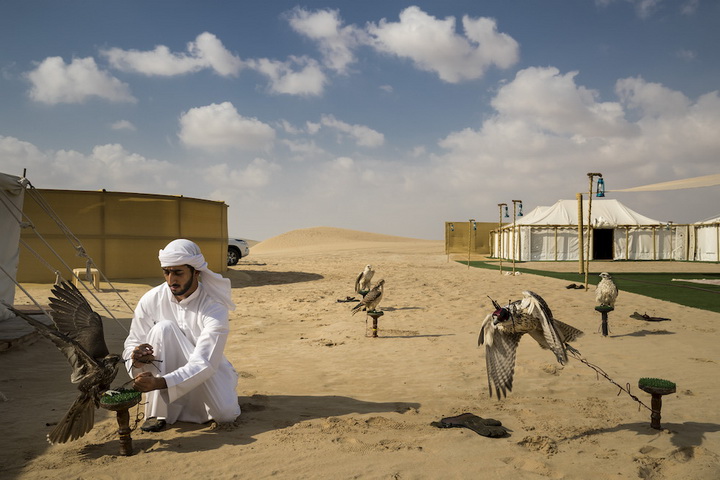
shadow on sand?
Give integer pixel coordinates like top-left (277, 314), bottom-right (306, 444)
top-left (225, 269), bottom-right (323, 288)
top-left (79, 394), bottom-right (420, 458)
top-left (564, 421), bottom-right (720, 449)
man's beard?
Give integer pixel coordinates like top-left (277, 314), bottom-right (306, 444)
top-left (169, 276), bottom-right (194, 297)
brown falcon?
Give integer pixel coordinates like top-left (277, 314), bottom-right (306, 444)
top-left (351, 279), bottom-right (384, 315)
top-left (595, 272), bottom-right (618, 308)
top-left (478, 290), bottom-right (583, 398)
top-left (6, 282), bottom-right (122, 444)
top-left (354, 264), bottom-right (375, 293)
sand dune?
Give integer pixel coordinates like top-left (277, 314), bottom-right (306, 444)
top-left (2, 227), bottom-right (719, 479)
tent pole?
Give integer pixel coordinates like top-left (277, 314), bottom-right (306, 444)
top-left (577, 193), bottom-right (584, 274)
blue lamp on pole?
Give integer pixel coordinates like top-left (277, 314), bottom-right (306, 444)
top-left (596, 177), bottom-right (605, 197)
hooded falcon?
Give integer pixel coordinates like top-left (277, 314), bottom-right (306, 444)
top-left (596, 272), bottom-right (619, 308)
top-left (355, 264), bottom-right (375, 294)
top-left (6, 282), bottom-right (122, 444)
top-left (351, 279), bottom-right (385, 315)
top-left (478, 291), bottom-right (583, 398)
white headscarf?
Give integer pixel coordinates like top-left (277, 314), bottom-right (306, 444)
top-left (158, 239), bottom-right (236, 311)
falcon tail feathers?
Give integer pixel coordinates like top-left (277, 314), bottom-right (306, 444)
top-left (554, 319), bottom-right (584, 343)
top-left (47, 394), bottom-right (95, 444)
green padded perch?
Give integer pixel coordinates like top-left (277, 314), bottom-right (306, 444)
top-left (638, 378), bottom-right (676, 430)
top-left (100, 388), bottom-right (142, 456)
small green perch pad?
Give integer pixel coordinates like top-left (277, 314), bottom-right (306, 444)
top-left (101, 388), bottom-right (142, 405)
top-left (638, 378), bottom-right (676, 390)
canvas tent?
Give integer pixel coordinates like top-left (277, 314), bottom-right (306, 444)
top-left (493, 199), bottom-right (685, 261)
top-left (692, 215), bottom-right (720, 262)
top-left (0, 173), bottom-right (25, 320)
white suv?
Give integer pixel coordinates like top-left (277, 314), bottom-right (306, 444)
top-left (227, 238), bottom-right (250, 265)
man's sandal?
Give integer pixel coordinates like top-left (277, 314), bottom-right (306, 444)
top-left (141, 417), bottom-right (167, 432)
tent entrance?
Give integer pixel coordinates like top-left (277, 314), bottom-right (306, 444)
top-left (593, 228), bottom-right (614, 260)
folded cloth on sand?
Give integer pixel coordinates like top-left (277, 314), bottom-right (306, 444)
top-left (336, 296), bottom-right (358, 303)
top-left (431, 413), bottom-right (509, 438)
top-left (630, 311), bottom-right (671, 322)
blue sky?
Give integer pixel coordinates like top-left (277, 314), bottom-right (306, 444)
top-left (1, 0), bottom-right (718, 240)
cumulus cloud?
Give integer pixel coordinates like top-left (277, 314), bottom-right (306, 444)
top-left (204, 158), bottom-right (280, 189)
top-left (491, 67), bottom-right (638, 138)
top-left (434, 66), bottom-right (720, 196)
top-left (247, 56), bottom-right (326, 96)
top-left (102, 32), bottom-right (243, 77)
top-left (366, 6), bottom-right (518, 83)
top-left (0, 136), bottom-right (179, 191)
top-left (281, 138), bottom-right (326, 161)
top-left (111, 120), bottom-right (136, 131)
top-left (26, 56), bottom-right (135, 104)
top-left (178, 102), bottom-right (276, 151)
top-left (286, 7), bottom-right (366, 74)
top-left (319, 114), bottom-right (384, 147)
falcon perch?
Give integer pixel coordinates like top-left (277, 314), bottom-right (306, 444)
top-left (5, 282), bottom-right (123, 444)
top-left (478, 290), bottom-right (583, 398)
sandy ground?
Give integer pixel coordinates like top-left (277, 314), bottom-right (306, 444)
top-left (2, 226), bottom-right (719, 479)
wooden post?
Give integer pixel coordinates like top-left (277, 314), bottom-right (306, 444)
top-left (116, 408), bottom-right (134, 456)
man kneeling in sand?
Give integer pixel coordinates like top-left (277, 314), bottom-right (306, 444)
top-left (123, 239), bottom-right (241, 432)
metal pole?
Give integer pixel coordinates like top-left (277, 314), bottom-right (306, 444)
top-left (498, 203), bottom-right (506, 274)
top-left (585, 173), bottom-right (602, 289)
top-left (511, 200), bottom-right (522, 274)
top-left (577, 193), bottom-right (584, 274)
top-left (467, 219), bottom-right (475, 269)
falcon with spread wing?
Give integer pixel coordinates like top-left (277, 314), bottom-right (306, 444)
top-left (355, 264), bottom-right (375, 294)
top-left (596, 272), bottom-right (618, 308)
top-left (6, 282), bottom-right (122, 444)
top-left (478, 291), bottom-right (583, 398)
top-left (351, 279), bottom-right (384, 315)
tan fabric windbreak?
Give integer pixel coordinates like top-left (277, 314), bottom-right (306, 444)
top-left (18, 189), bottom-right (228, 282)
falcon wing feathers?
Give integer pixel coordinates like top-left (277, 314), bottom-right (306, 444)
top-left (522, 291), bottom-right (567, 365)
top-left (48, 282), bottom-right (109, 360)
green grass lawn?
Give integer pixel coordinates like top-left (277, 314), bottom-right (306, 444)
top-left (463, 261), bottom-right (720, 314)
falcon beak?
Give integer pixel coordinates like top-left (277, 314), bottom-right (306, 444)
top-left (492, 307), bottom-right (509, 325)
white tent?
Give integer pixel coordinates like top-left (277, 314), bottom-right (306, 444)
top-left (493, 199), bottom-right (686, 261)
top-left (0, 173), bottom-right (25, 320)
top-left (692, 215), bottom-right (720, 262)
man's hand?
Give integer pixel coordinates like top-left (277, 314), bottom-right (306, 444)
top-left (133, 372), bottom-right (168, 392)
top-left (132, 343), bottom-right (155, 368)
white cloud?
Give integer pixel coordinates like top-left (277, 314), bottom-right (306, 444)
top-left (433, 66), bottom-right (720, 202)
top-left (366, 6), bottom-right (519, 83)
top-left (306, 121), bottom-right (321, 134)
top-left (675, 49), bottom-right (696, 61)
top-left (281, 138), bottom-right (326, 160)
top-left (178, 102), bottom-right (276, 151)
top-left (102, 32), bottom-right (243, 77)
top-left (681, 0), bottom-right (699, 15)
top-left (247, 56), bottom-right (327, 96)
top-left (286, 7), bottom-right (365, 74)
top-left (204, 158), bottom-right (280, 189)
top-left (616, 76), bottom-right (691, 117)
top-left (491, 67), bottom-right (637, 138)
top-left (111, 120), bottom-right (136, 131)
top-left (26, 56), bottom-right (136, 104)
top-left (320, 114), bottom-right (384, 147)
top-left (595, 0), bottom-right (662, 19)
top-left (0, 136), bottom-right (179, 192)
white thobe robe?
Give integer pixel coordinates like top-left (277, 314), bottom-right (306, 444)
top-left (123, 283), bottom-right (241, 424)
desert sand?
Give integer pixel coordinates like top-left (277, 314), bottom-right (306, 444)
top-left (2, 226), bottom-right (719, 479)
